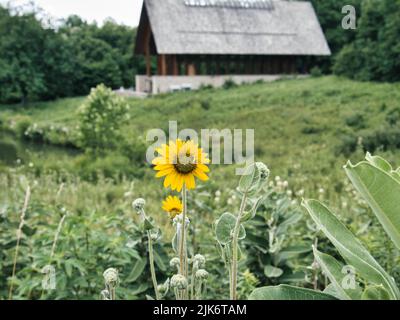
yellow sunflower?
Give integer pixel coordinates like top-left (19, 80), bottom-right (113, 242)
top-left (152, 139), bottom-right (210, 192)
top-left (162, 196), bottom-right (183, 219)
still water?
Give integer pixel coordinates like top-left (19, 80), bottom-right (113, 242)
top-left (0, 132), bottom-right (79, 167)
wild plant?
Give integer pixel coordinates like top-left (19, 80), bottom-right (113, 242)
top-left (250, 153), bottom-right (400, 300)
top-left (8, 185), bottom-right (31, 300)
top-left (214, 162), bottom-right (270, 299)
top-left (142, 139), bottom-right (275, 300)
top-left (101, 268), bottom-right (119, 300)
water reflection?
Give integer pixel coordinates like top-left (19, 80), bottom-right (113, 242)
top-left (0, 132), bottom-right (79, 167)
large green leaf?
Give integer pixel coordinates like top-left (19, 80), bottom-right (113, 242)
top-left (313, 247), bottom-right (361, 300)
top-left (126, 258), bottom-right (147, 283)
top-left (345, 157), bottom-right (400, 249)
top-left (302, 199), bottom-right (400, 299)
top-left (249, 285), bottom-right (336, 300)
top-left (215, 212), bottom-right (245, 245)
top-left (361, 285), bottom-right (391, 300)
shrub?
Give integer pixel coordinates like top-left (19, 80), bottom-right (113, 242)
top-left (362, 126), bottom-right (400, 152)
top-left (15, 116), bottom-right (33, 139)
top-left (78, 84), bottom-right (130, 155)
top-left (386, 108), bottom-right (400, 126)
top-left (310, 67), bottom-right (323, 78)
top-left (345, 113), bottom-right (365, 129)
top-left (222, 78), bottom-right (237, 90)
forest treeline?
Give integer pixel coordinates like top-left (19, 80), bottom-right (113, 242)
top-left (0, 4), bottom-right (147, 103)
top-left (0, 0), bottom-right (399, 104)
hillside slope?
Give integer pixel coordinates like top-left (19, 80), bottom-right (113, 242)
top-left (1, 76), bottom-right (400, 205)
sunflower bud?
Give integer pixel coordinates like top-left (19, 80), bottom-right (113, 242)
top-left (170, 274), bottom-right (188, 290)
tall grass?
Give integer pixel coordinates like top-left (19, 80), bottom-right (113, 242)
top-left (8, 185), bottom-right (31, 300)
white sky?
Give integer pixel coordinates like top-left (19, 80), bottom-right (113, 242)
top-left (1, 0), bottom-right (144, 26)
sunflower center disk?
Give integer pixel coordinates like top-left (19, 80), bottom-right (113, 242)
top-left (175, 162), bottom-right (197, 174)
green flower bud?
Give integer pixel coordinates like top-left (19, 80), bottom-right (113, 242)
top-left (195, 269), bottom-right (209, 280)
top-left (170, 257), bottom-right (180, 269)
top-left (103, 268), bottom-right (119, 287)
top-left (170, 274), bottom-right (188, 290)
top-left (255, 162), bottom-right (270, 181)
top-left (132, 198), bottom-right (146, 213)
top-left (193, 254), bottom-right (206, 268)
top-left (238, 162), bottom-right (270, 195)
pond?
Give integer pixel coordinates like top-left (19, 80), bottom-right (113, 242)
top-left (0, 132), bottom-right (80, 167)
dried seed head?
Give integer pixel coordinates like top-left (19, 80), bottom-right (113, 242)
top-left (132, 198), bottom-right (146, 213)
top-left (170, 274), bottom-right (188, 290)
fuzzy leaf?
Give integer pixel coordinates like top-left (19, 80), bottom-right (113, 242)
top-left (313, 247), bottom-right (361, 300)
top-left (361, 285), bottom-right (391, 300)
top-left (345, 157), bottom-right (400, 249)
top-left (302, 199), bottom-right (400, 300)
top-left (249, 285), bottom-right (336, 300)
top-left (215, 212), bottom-right (246, 245)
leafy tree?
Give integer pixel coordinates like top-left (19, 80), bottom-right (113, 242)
top-left (334, 0), bottom-right (400, 82)
top-left (0, 7), bottom-right (47, 103)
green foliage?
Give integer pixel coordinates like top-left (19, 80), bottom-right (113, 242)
top-left (0, 5), bottom-right (144, 104)
top-left (0, 172), bottom-right (170, 300)
top-left (333, 0), bottom-right (400, 82)
top-left (78, 84), bottom-right (130, 154)
top-left (243, 190), bottom-right (309, 287)
top-left (345, 153), bottom-right (400, 249)
top-left (249, 284), bottom-right (336, 300)
top-left (250, 154), bottom-right (400, 300)
top-left (222, 79), bottom-right (238, 90)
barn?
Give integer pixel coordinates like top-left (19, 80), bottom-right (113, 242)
top-left (135, 0), bottom-right (331, 94)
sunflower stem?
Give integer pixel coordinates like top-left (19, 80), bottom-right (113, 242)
top-left (230, 193), bottom-right (247, 300)
top-left (179, 184), bottom-right (188, 299)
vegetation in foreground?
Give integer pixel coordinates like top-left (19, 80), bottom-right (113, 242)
top-left (1, 76), bottom-right (400, 299)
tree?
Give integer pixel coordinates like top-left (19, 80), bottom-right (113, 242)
top-left (0, 6), bottom-right (46, 103)
top-left (334, 0), bottom-right (400, 82)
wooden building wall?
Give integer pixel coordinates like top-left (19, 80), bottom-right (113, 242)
top-left (155, 55), bottom-right (299, 76)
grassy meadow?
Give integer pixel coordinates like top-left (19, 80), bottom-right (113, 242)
top-left (1, 76), bottom-right (400, 299)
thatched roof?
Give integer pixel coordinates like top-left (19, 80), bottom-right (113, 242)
top-left (136, 0), bottom-right (331, 56)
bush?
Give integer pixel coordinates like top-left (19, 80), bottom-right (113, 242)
top-left (222, 78), bottom-right (237, 90)
top-left (386, 108), bottom-right (400, 126)
top-left (78, 84), bottom-right (130, 155)
top-left (15, 116), bottom-right (32, 139)
top-left (310, 67), bottom-right (323, 78)
top-left (362, 126), bottom-right (400, 152)
top-left (345, 113), bottom-right (365, 129)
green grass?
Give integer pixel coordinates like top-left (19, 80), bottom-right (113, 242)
top-left (2, 75), bottom-right (400, 299)
top-left (1, 75), bottom-right (400, 207)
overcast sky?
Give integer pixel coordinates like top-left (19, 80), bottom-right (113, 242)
top-left (1, 0), bottom-right (144, 26)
